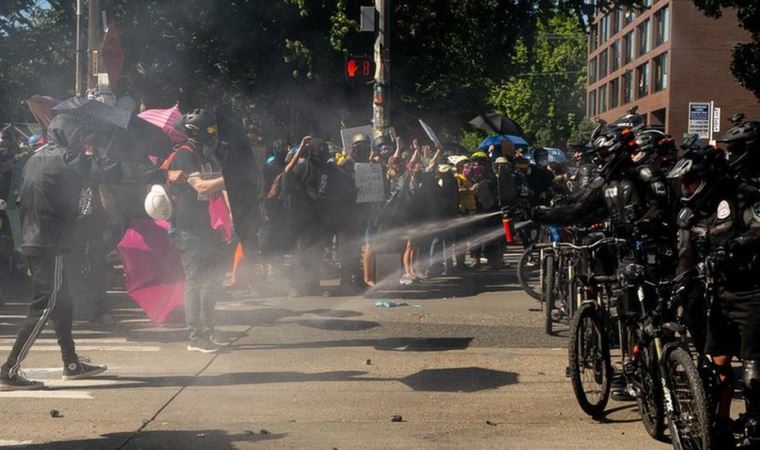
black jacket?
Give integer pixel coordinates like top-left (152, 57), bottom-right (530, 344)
top-left (20, 114), bottom-right (163, 256)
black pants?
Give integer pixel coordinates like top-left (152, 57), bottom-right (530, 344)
top-left (3, 255), bottom-right (77, 377)
top-left (170, 229), bottom-right (223, 341)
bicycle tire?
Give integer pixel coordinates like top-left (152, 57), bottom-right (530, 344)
top-left (568, 303), bottom-right (612, 417)
top-left (517, 245), bottom-right (541, 300)
top-left (636, 342), bottom-right (665, 440)
top-left (543, 254), bottom-right (556, 335)
top-left (665, 347), bottom-right (711, 450)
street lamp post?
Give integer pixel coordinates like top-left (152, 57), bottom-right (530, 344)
top-left (372, 0), bottom-right (390, 137)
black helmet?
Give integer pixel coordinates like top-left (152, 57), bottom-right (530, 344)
top-left (175, 109), bottom-right (216, 142)
top-left (667, 147), bottom-right (728, 205)
top-left (591, 126), bottom-right (637, 179)
top-left (609, 106), bottom-right (646, 132)
top-left (717, 117), bottom-right (760, 175)
top-left (633, 129), bottom-right (676, 164)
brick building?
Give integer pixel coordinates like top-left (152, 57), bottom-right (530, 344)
top-left (586, 0), bottom-right (760, 141)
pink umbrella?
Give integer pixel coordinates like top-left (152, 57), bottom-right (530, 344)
top-left (138, 103), bottom-right (187, 144)
top-left (117, 219), bottom-right (185, 324)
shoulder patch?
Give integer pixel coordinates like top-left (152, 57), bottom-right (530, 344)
top-left (717, 200), bottom-right (731, 220)
top-left (752, 202), bottom-right (760, 222)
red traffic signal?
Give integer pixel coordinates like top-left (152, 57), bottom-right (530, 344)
top-left (346, 56), bottom-right (374, 81)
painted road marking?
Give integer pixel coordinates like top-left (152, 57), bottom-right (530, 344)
top-left (0, 390), bottom-right (93, 399)
top-left (0, 345), bottom-right (161, 352)
top-left (0, 440), bottom-right (33, 447)
top-left (0, 338), bottom-right (130, 344)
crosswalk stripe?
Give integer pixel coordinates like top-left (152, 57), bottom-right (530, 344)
top-left (0, 391), bottom-right (93, 399)
top-left (0, 440), bottom-right (34, 447)
top-left (0, 338), bottom-right (129, 344)
top-left (0, 345), bottom-right (161, 352)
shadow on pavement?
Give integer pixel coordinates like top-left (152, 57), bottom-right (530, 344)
top-left (400, 367), bottom-right (518, 392)
top-left (59, 366), bottom-right (518, 393)
top-left (235, 336), bottom-right (474, 352)
top-left (18, 429), bottom-right (284, 449)
top-left (593, 403), bottom-right (640, 424)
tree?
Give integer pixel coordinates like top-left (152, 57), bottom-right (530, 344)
top-left (691, 1), bottom-right (760, 100)
top-left (489, 13), bottom-right (588, 148)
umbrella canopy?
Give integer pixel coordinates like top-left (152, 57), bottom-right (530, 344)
top-left (117, 219), bottom-right (185, 324)
top-left (215, 105), bottom-right (260, 250)
top-left (52, 96), bottom-right (132, 130)
top-left (25, 95), bottom-right (62, 128)
top-left (469, 113), bottom-right (525, 137)
top-left (478, 134), bottom-right (529, 150)
top-left (138, 104), bottom-right (187, 144)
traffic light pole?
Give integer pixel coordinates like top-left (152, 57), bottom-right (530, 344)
top-left (372, 0), bottom-right (390, 136)
top-left (75, 0), bottom-right (83, 96)
top-left (87, 0), bottom-right (101, 93)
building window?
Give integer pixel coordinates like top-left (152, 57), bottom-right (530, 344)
top-left (589, 58), bottom-right (597, 84)
top-left (623, 31), bottom-right (634, 65)
top-left (655, 6), bottom-right (670, 46)
top-left (623, 70), bottom-right (634, 104)
top-left (600, 15), bottom-right (609, 44)
top-left (636, 62), bottom-right (650, 98)
top-left (612, 9), bottom-right (622, 35)
top-left (589, 90), bottom-right (597, 117)
top-left (654, 52), bottom-right (668, 91)
top-left (637, 19), bottom-right (651, 56)
top-left (589, 23), bottom-right (598, 52)
top-left (610, 39), bottom-right (620, 72)
top-left (598, 85), bottom-right (608, 113)
top-left (624, 8), bottom-right (636, 26)
top-left (599, 49), bottom-right (608, 78)
top-left (610, 79), bottom-right (620, 109)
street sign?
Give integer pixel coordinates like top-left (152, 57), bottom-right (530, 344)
top-left (713, 107), bottom-right (721, 133)
top-left (101, 22), bottom-right (124, 90)
top-left (345, 56), bottom-right (374, 82)
top-left (688, 102), bottom-right (711, 139)
top-left (360, 6), bottom-right (375, 32)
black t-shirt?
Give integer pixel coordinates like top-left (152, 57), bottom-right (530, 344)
top-left (168, 149), bottom-right (212, 233)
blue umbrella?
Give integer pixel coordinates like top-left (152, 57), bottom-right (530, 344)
top-left (478, 134), bottom-right (529, 150)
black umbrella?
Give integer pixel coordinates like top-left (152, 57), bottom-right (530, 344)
top-left (52, 96), bottom-right (132, 130)
top-left (215, 105), bottom-right (260, 251)
top-left (469, 113), bottom-right (525, 137)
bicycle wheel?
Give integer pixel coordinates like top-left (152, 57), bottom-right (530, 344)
top-left (517, 245), bottom-right (542, 300)
top-left (636, 342), bottom-right (665, 440)
top-left (543, 254), bottom-right (556, 335)
top-left (665, 347), bottom-right (711, 450)
top-left (568, 303), bottom-right (612, 417)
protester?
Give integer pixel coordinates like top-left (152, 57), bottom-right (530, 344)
top-left (0, 114), bottom-right (168, 390)
top-left (167, 109), bottom-right (227, 353)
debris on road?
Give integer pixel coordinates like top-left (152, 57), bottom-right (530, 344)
top-left (391, 415), bottom-right (403, 422)
top-left (49, 409), bottom-right (62, 418)
top-left (196, 433), bottom-right (206, 438)
top-left (365, 359), bottom-right (372, 365)
top-left (486, 420), bottom-right (497, 426)
top-left (260, 429), bottom-right (271, 435)
top-left (374, 301), bottom-right (406, 308)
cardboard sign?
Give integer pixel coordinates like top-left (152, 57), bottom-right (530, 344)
top-left (354, 162), bottom-right (385, 203)
top-left (418, 119), bottom-right (441, 147)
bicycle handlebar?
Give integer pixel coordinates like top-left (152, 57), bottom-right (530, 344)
top-left (531, 237), bottom-right (628, 252)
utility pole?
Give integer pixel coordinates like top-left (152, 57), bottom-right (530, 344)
top-left (75, 0), bottom-right (83, 96)
top-left (87, 0), bottom-right (101, 93)
top-left (372, 0), bottom-right (390, 136)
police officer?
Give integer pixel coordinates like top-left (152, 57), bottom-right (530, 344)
top-left (669, 146), bottom-right (760, 445)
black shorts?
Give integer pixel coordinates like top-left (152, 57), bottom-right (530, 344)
top-left (705, 291), bottom-right (760, 360)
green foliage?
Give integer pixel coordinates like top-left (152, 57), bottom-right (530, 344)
top-left (489, 13), bottom-right (587, 148)
top-left (1, 0), bottom-right (635, 141)
top-left (459, 129), bottom-right (487, 154)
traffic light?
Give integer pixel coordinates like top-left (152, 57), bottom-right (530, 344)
top-left (345, 56), bottom-right (374, 82)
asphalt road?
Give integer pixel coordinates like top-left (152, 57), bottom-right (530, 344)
top-left (0, 269), bottom-right (671, 449)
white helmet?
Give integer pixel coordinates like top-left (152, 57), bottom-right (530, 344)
top-left (144, 185), bottom-right (173, 221)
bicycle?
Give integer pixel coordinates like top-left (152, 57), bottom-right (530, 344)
top-left (620, 266), bottom-right (711, 449)
top-left (566, 236), bottom-right (627, 417)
